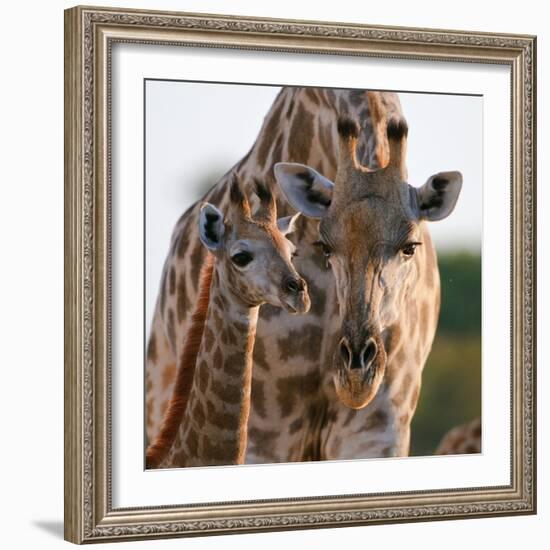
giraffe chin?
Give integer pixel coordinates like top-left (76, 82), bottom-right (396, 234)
top-left (280, 291), bottom-right (311, 315)
top-left (333, 350), bottom-right (387, 409)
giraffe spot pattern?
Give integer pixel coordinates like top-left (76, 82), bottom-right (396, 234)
top-left (305, 87), bottom-right (320, 106)
top-left (342, 407), bottom-right (357, 427)
top-left (147, 332), bottom-right (157, 363)
top-left (409, 384), bottom-right (421, 412)
top-left (285, 92), bottom-right (296, 119)
top-left (349, 89), bottom-right (366, 107)
top-left (205, 402), bottom-right (242, 433)
top-left (201, 435), bottom-right (231, 463)
top-left (176, 231), bottom-right (189, 260)
top-left (168, 266), bottom-right (176, 295)
top-left (259, 304), bottom-right (281, 322)
top-left (269, 132), bottom-right (285, 167)
top-left (161, 362), bottom-right (176, 391)
top-left (395, 346), bottom-right (407, 365)
top-left (288, 102), bottom-right (314, 163)
top-left (212, 307), bottom-right (224, 333)
top-left (248, 427), bottom-right (279, 452)
top-left (380, 446), bottom-right (393, 457)
top-left (252, 338), bottom-right (270, 371)
top-left (256, 94), bottom-right (286, 167)
top-left (223, 352), bottom-right (249, 377)
top-left (210, 378), bottom-right (242, 405)
top-left (328, 435), bottom-right (342, 456)
top-left (159, 268), bottom-right (168, 316)
top-left (318, 121), bottom-right (337, 173)
top-left (202, 326), bottom-right (215, 353)
top-left (197, 361), bottom-right (209, 393)
top-left (251, 378), bottom-right (267, 418)
top-left (391, 372), bottom-right (412, 409)
top-left (167, 309), bottom-right (176, 350)
top-left (192, 400), bottom-right (206, 429)
top-left (213, 346), bottom-right (223, 369)
top-left (363, 409), bottom-right (388, 432)
top-left (277, 324), bottom-right (323, 362)
top-left (146, 398), bottom-right (154, 429)
top-left (185, 426), bottom-right (200, 458)
top-left (213, 293), bottom-right (228, 311)
top-left (176, 273), bottom-right (189, 323)
top-left (221, 325), bottom-right (237, 347)
top-left (304, 277), bottom-right (327, 317)
top-left (288, 416), bottom-right (304, 434)
top-left (275, 370), bottom-right (319, 418)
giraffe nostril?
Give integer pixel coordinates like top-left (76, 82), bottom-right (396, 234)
top-left (339, 339), bottom-right (352, 367)
top-left (285, 278), bottom-right (303, 293)
top-left (362, 338), bottom-right (378, 368)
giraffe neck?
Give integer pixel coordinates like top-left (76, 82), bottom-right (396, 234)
top-left (165, 266), bottom-right (259, 467)
top-left (201, 89), bottom-right (400, 222)
top-left (237, 88), bottom-right (400, 187)
top-left (240, 88), bottom-right (340, 185)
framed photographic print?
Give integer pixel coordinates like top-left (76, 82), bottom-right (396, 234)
top-left (64, 5), bottom-right (537, 544)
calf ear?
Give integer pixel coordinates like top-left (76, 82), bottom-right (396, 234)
top-left (416, 171), bottom-right (462, 221)
top-left (277, 212), bottom-right (300, 236)
top-left (199, 203), bottom-right (225, 250)
top-left (274, 162), bottom-right (334, 219)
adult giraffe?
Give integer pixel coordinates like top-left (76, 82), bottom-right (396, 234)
top-left (275, 117), bottom-right (462, 457)
top-left (146, 87), bottom-right (460, 463)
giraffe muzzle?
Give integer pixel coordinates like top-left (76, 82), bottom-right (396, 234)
top-left (280, 276), bottom-right (310, 314)
top-left (334, 334), bottom-right (387, 409)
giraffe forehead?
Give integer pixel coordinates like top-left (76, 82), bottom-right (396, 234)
top-left (323, 196), bottom-right (415, 253)
top-left (229, 219), bottom-right (288, 253)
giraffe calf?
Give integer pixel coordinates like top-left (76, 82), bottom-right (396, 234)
top-left (146, 176), bottom-right (310, 468)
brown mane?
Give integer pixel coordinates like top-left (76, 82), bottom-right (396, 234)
top-left (145, 253), bottom-right (214, 468)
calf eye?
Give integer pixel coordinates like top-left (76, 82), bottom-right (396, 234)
top-left (231, 251), bottom-right (253, 267)
top-left (401, 242), bottom-right (421, 257)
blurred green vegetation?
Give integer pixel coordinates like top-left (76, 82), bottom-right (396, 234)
top-left (410, 251), bottom-right (482, 456)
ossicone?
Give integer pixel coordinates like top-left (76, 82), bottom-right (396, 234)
top-left (386, 117), bottom-right (408, 141)
top-left (337, 117), bottom-right (360, 140)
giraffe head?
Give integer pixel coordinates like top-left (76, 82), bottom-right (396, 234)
top-left (275, 117), bottom-right (462, 409)
top-left (199, 176), bottom-right (310, 314)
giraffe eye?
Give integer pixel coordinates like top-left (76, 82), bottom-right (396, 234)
top-left (314, 240), bottom-right (332, 269)
top-left (314, 240), bottom-right (332, 258)
top-left (231, 251), bottom-right (253, 267)
top-left (401, 242), bottom-right (421, 257)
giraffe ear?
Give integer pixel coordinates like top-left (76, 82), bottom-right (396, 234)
top-left (199, 203), bottom-right (225, 250)
top-left (277, 213), bottom-right (300, 236)
top-left (274, 162), bottom-right (334, 219)
top-left (416, 171), bottom-right (462, 222)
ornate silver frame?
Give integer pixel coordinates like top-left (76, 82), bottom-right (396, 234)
top-left (64, 5), bottom-right (537, 544)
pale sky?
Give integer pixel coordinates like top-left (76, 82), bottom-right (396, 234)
top-left (145, 81), bottom-right (482, 330)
